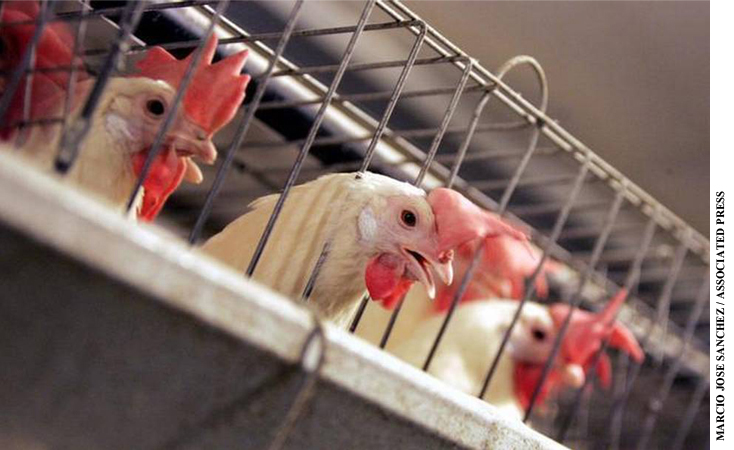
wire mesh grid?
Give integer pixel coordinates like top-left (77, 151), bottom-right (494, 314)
top-left (0, 1), bottom-right (710, 449)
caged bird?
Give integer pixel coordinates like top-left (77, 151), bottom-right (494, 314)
top-left (201, 172), bottom-right (528, 327)
top-left (1, 3), bottom-right (250, 220)
top-left (391, 290), bottom-right (644, 421)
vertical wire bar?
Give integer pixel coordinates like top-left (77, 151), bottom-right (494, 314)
top-left (124, 0), bottom-right (230, 214)
top-left (16, 0), bottom-right (48, 146)
top-left (608, 233), bottom-right (689, 449)
top-left (523, 188), bottom-right (628, 423)
top-left (634, 274), bottom-right (709, 450)
top-left (54, 0), bottom-right (147, 172)
top-left (188, 0), bottom-right (305, 244)
top-left (670, 377), bottom-right (709, 450)
top-left (556, 215), bottom-right (658, 443)
top-left (422, 56), bottom-right (548, 370)
top-left (0, 0), bottom-right (53, 125)
top-left (445, 90), bottom-right (491, 187)
top-left (246, 0), bottom-right (376, 277)
top-left (478, 156), bottom-right (591, 399)
top-left (412, 58), bottom-right (472, 187)
top-left (60, 0), bottom-right (89, 138)
top-left (301, 20), bottom-right (426, 303)
top-left (357, 21), bottom-right (426, 173)
top-left (377, 59), bottom-right (473, 348)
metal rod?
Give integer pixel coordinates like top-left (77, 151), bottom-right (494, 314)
top-left (446, 91), bottom-right (492, 187)
top-left (556, 215), bottom-right (657, 443)
top-left (358, 22), bottom-right (426, 173)
top-left (82, 19), bottom-right (423, 57)
top-left (246, 0), bottom-right (376, 277)
top-left (124, 0), bottom-right (230, 215)
top-left (54, 0), bottom-right (147, 173)
top-left (634, 274), bottom-right (709, 450)
top-left (479, 157), bottom-right (591, 399)
top-left (523, 188), bottom-right (627, 423)
top-left (376, 58), bottom-right (473, 347)
top-left (422, 56), bottom-right (549, 372)
top-left (257, 84), bottom-right (486, 111)
top-left (265, 320), bottom-right (326, 450)
top-left (298, 21), bottom-right (426, 306)
top-left (60, 0), bottom-right (90, 140)
top-left (348, 293), bottom-right (371, 333)
top-left (188, 0), bottom-right (304, 244)
top-left (670, 377), bottom-right (709, 450)
top-left (0, 0), bottom-right (53, 126)
top-left (264, 55), bottom-right (466, 79)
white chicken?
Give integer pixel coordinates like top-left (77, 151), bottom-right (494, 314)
top-left (10, 77), bottom-right (216, 217)
top-left (202, 173), bottom-right (526, 327)
top-left (391, 291), bottom-right (644, 421)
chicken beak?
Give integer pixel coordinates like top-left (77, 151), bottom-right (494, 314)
top-left (400, 247), bottom-right (454, 300)
top-left (168, 116), bottom-right (218, 166)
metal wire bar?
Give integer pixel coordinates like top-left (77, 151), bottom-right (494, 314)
top-left (60, 0), bottom-right (90, 140)
top-left (556, 216), bottom-right (657, 443)
top-left (16, 0), bottom-right (49, 146)
top-left (511, 199), bottom-right (613, 217)
top-left (81, 19), bottom-right (423, 58)
top-left (560, 222), bottom-right (643, 241)
top-left (634, 274), bottom-right (709, 450)
top-left (479, 157), bottom-right (591, 399)
top-left (670, 377), bottom-right (709, 450)
top-left (608, 234), bottom-right (688, 449)
top-left (523, 188), bottom-right (627, 423)
top-left (257, 84), bottom-right (486, 111)
top-left (0, 1), bottom-right (219, 29)
top-left (434, 146), bottom-right (559, 164)
top-left (377, 58), bottom-right (472, 347)
top-left (124, 0), bottom-right (230, 215)
top-left (188, 0), bottom-right (305, 244)
top-left (54, 0), bottom-right (147, 172)
top-left (264, 55), bottom-right (466, 79)
top-left (238, 120), bottom-right (530, 151)
top-left (0, 0), bottom-right (53, 126)
top-left (422, 56), bottom-right (548, 371)
top-left (265, 320), bottom-right (326, 450)
top-left (246, 0), bottom-right (376, 277)
top-left (380, 0), bottom-right (709, 262)
top-left (358, 21), bottom-right (426, 172)
top-left (298, 21), bottom-right (426, 304)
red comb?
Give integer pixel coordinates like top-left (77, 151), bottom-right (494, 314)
top-left (550, 289), bottom-right (645, 375)
top-left (134, 35), bottom-right (250, 136)
top-left (427, 188), bottom-right (528, 254)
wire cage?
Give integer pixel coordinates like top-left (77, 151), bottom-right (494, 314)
top-left (0, 1), bottom-right (710, 449)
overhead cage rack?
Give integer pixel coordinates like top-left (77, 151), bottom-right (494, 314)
top-left (0, 1), bottom-right (709, 450)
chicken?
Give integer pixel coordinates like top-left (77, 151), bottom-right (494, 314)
top-left (202, 173), bottom-right (527, 327)
top-left (1, 3), bottom-right (250, 220)
top-left (14, 76), bottom-right (217, 216)
top-left (392, 291), bottom-right (644, 421)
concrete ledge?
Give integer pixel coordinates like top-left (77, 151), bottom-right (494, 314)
top-left (0, 152), bottom-right (565, 450)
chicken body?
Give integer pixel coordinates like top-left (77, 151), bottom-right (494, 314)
top-left (203, 172), bottom-right (456, 327)
top-left (392, 299), bottom-right (553, 420)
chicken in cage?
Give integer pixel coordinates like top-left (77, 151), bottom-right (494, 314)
top-left (0, 1), bottom-right (710, 449)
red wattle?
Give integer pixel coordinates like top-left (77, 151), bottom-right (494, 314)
top-left (513, 362), bottom-right (561, 411)
top-left (131, 148), bottom-right (186, 222)
top-left (364, 254), bottom-right (414, 310)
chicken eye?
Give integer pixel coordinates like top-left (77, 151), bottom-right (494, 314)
top-left (145, 99), bottom-right (166, 117)
top-left (531, 328), bottom-right (547, 341)
top-left (401, 210), bottom-right (417, 227)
